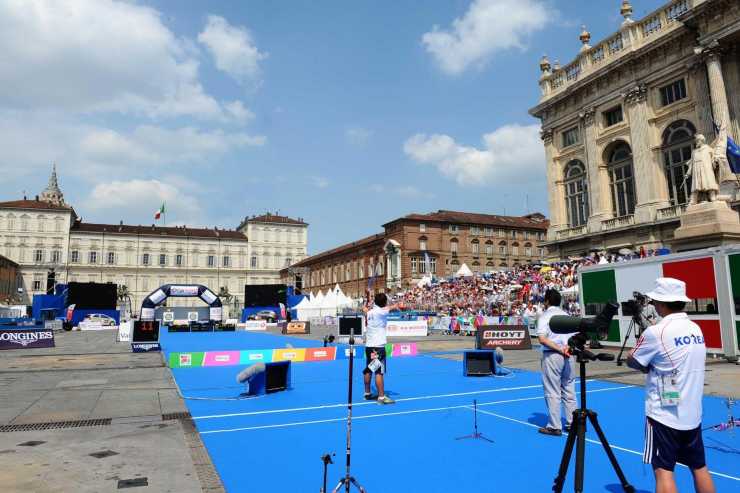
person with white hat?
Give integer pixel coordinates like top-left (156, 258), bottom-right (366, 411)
top-left (627, 277), bottom-right (715, 493)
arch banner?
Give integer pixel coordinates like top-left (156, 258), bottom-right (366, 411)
top-left (140, 284), bottom-right (222, 322)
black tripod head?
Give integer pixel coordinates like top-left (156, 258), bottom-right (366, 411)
top-left (321, 453), bottom-right (335, 465)
top-left (567, 333), bottom-right (615, 363)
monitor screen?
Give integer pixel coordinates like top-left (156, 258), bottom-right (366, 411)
top-left (67, 282), bottom-right (117, 309)
top-left (244, 284), bottom-right (287, 307)
top-left (338, 316), bottom-right (363, 336)
top-left (133, 320), bottom-right (160, 342)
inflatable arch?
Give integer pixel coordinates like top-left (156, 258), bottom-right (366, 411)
top-left (140, 284), bottom-right (222, 322)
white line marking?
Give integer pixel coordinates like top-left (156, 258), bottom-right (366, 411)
top-left (471, 407), bottom-right (740, 482)
top-left (198, 386), bottom-right (632, 434)
top-left (193, 383), bottom-right (550, 420)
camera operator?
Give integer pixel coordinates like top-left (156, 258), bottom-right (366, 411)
top-left (627, 278), bottom-right (715, 493)
top-left (636, 292), bottom-right (660, 336)
top-left (536, 289), bottom-right (577, 436)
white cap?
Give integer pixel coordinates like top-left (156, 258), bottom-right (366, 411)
top-left (645, 277), bottom-right (691, 303)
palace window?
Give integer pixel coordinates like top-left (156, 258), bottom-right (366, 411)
top-left (71, 250), bottom-right (79, 263)
top-left (485, 241), bottom-right (493, 256)
top-left (51, 250), bottom-right (61, 264)
top-left (448, 224), bottom-right (459, 233)
top-left (107, 252), bottom-right (115, 265)
top-left (33, 280), bottom-right (42, 291)
top-left (660, 79), bottom-right (687, 107)
top-left (419, 236), bottom-right (427, 251)
top-left (450, 238), bottom-right (458, 254)
top-left (525, 243), bottom-right (533, 257)
top-left (176, 254), bottom-right (183, 266)
top-left (471, 239), bottom-right (479, 255)
top-left (250, 256), bottom-right (257, 268)
top-left (499, 241), bottom-right (507, 255)
top-left (419, 223), bottom-right (426, 233)
top-left (603, 106), bottom-right (623, 127)
top-left (142, 253), bottom-right (150, 266)
top-left (607, 142), bottom-right (636, 217)
top-left (223, 256), bottom-right (230, 267)
top-left (512, 243), bottom-right (519, 256)
top-left (662, 120), bottom-right (696, 206)
top-left (207, 255), bottom-right (215, 267)
top-left (159, 254), bottom-right (166, 266)
top-left (34, 249), bottom-right (43, 263)
top-left (562, 126), bottom-right (580, 148)
top-left (89, 251), bottom-right (97, 264)
top-left (564, 160), bottom-right (589, 227)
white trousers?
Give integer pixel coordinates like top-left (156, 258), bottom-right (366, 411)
top-left (541, 351), bottom-right (576, 430)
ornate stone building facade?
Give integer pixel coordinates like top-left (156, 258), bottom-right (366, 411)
top-left (0, 169), bottom-right (309, 311)
top-left (282, 210), bottom-right (549, 298)
top-left (237, 213), bottom-right (308, 286)
top-left (529, 0), bottom-right (740, 258)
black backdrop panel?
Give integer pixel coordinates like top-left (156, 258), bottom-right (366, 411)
top-left (244, 284), bottom-right (287, 308)
top-left (67, 282), bottom-right (117, 309)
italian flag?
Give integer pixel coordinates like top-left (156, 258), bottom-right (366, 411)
top-left (154, 202), bottom-right (165, 220)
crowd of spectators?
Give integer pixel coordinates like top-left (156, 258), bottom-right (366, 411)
top-left (392, 249), bottom-right (663, 323)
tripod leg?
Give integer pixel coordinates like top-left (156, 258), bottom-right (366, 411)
top-left (553, 414), bottom-right (579, 493)
top-left (331, 478), bottom-right (345, 493)
top-left (349, 476), bottom-right (367, 493)
top-left (574, 411), bottom-right (587, 493)
top-left (588, 412), bottom-right (635, 493)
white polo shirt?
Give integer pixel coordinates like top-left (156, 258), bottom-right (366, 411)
top-left (536, 306), bottom-right (576, 351)
top-left (365, 305), bottom-right (390, 347)
top-left (630, 312), bottom-right (706, 430)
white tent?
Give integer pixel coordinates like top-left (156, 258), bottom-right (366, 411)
top-left (293, 297), bottom-right (314, 321)
top-left (454, 263), bottom-right (474, 278)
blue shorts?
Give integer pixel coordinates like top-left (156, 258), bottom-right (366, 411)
top-left (643, 417), bottom-right (706, 471)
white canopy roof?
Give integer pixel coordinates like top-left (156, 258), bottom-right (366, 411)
top-left (455, 263), bottom-right (474, 278)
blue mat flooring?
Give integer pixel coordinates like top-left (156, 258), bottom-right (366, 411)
top-left (162, 332), bottom-right (740, 492)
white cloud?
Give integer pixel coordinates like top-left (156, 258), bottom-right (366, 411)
top-left (0, 111), bottom-right (265, 180)
top-left (198, 15), bottom-right (267, 85)
top-left (345, 127), bottom-right (373, 146)
top-left (421, 0), bottom-right (551, 75)
top-left (311, 176), bottom-right (330, 189)
top-left (0, 0), bottom-right (247, 122)
top-left (403, 124), bottom-right (544, 186)
top-left (83, 179), bottom-right (202, 224)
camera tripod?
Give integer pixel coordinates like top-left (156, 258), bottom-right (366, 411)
top-left (616, 315), bottom-right (645, 367)
top-left (331, 336), bottom-right (367, 493)
top-left (553, 347), bottom-right (635, 493)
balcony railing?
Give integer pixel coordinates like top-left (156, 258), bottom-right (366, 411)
top-left (556, 225), bottom-right (588, 240)
top-left (602, 215), bottom-right (635, 231)
top-left (538, 0), bottom-right (695, 102)
top-left (656, 204), bottom-right (687, 220)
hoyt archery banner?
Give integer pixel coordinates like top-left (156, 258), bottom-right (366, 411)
top-left (476, 325), bottom-right (532, 350)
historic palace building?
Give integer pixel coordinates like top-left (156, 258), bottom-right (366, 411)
top-left (282, 210), bottom-right (549, 298)
top-left (0, 167), bottom-right (307, 310)
top-left (529, 0), bottom-right (740, 258)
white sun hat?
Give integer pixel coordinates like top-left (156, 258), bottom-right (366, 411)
top-left (645, 277), bottom-right (692, 303)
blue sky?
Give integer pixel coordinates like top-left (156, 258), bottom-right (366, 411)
top-left (0, 0), bottom-right (666, 253)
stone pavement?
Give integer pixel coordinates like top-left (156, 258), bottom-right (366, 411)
top-left (0, 330), bottom-right (223, 493)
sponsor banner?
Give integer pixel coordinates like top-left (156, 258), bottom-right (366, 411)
top-left (209, 307), bottom-right (223, 322)
top-left (148, 289), bottom-right (167, 305)
top-left (140, 307), bottom-right (155, 321)
top-left (204, 351), bottom-right (241, 366)
top-left (272, 348), bottom-right (306, 362)
top-left (131, 342), bottom-right (161, 353)
top-left (336, 346), bottom-right (359, 359)
top-left (169, 285), bottom-right (200, 297)
top-left (169, 352), bottom-right (206, 368)
top-left (44, 320), bottom-right (63, 331)
top-left (200, 289), bottom-right (217, 305)
top-left (305, 347), bottom-right (336, 361)
top-left (283, 321), bottom-right (310, 334)
top-left (79, 322), bottom-right (118, 331)
top-left (118, 322), bottom-right (132, 342)
top-left (386, 320), bottom-right (428, 337)
top-left (240, 349), bottom-right (273, 364)
top-left (391, 342), bottom-right (418, 357)
top-left (242, 320), bottom-right (267, 331)
top-left (476, 325), bottom-right (532, 350)
top-left (0, 328), bottom-right (55, 350)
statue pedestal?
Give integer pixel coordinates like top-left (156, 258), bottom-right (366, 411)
top-left (672, 201), bottom-right (740, 251)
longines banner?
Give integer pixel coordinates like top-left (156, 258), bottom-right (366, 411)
top-left (476, 325), bottom-right (532, 350)
top-left (0, 328), bottom-right (55, 350)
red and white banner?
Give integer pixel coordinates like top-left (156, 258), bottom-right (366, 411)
top-left (386, 320), bottom-right (427, 337)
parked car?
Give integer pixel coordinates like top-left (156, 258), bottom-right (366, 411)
top-left (83, 313), bottom-right (116, 326)
top-left (252, 310), bottom-right (278, 323)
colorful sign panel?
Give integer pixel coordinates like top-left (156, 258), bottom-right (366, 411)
top-left (386, 320), bottom-right (428, 337)
top-left (476, 325), bottom-right (532, 350)
top-left (283, 321), bottom-right (310, 334)
top-left (168, 342), bottom-right (418, 368)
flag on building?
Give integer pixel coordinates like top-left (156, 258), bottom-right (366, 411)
top-left (728, 135), bottom-right (740, 174)
top-left (154, 203), bottom-right (165, 220)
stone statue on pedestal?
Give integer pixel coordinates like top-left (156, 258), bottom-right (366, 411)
top-left (685, 125), bottom-right (733, 204)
